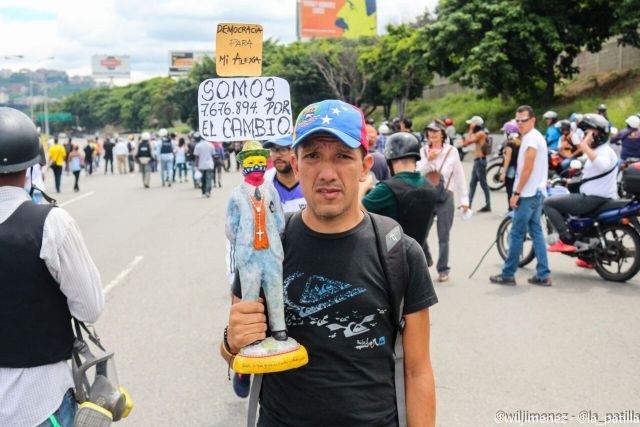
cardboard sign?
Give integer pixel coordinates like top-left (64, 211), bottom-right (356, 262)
top-left (198, 77), bottom-right (293, 142)
top-left (216, 23), bottom-right (263, 77)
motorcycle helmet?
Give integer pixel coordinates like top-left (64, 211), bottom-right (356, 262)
top-left (378, 124), bottom-right (391, 135)
top-left (158, 128), bottom-right (168, 137)
top-left (0, 107), bottom-right (42, 174)
top-left (625, 115), bottom-right (640, 129)
top-left (597, 104), bottom-right (607, 113)
top-left (383, 132), bottom-right (421, 162)
top-left (542, 111), bottom-right (558, 120)
top-left (501, 120), bottom-right (518, 134)
top-left (140, 132), bottom-right (151, 141)
top-left (557, 120), bottom-right (571, 133)
top-left (578, 113), bottom-right (610, 146)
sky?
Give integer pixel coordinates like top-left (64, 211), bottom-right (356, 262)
top-left (0, 0), bottom-right (438, 82)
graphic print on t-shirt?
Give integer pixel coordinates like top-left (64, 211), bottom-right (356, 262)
top-left (283, 271), bottom-right (388, 351)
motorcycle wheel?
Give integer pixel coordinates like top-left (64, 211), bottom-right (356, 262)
top-left (593, 224), bottom-right (640, 282)
top-left (487, 161), bottom-right (505, 191)
top-left (496, 216), bottom-right (536, 267)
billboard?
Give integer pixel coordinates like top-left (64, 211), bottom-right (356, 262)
top-left (169, 51), bottom-right (215, 76)
top-left (92, 55), bottom-right (131, 78)
top-left (297, 0), bottom-right (377, 40)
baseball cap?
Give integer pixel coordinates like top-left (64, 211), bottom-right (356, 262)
top-left (465, 116), bottom-right (484, 126)
top-left (292, 100), bottom-right (368, 152)
top-left (263, 135), bottom-right (293, 149)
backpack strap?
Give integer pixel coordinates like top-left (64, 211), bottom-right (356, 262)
top-left (247, 211), bottom-right (297, 427)
top-left (368, 212), bottom-right (409, 427)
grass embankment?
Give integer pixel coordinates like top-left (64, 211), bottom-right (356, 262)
top-left (405, 69), bottom-right (640, 132)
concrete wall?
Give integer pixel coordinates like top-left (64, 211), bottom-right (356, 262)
top-left (422, 37), bottom-right (640, 100)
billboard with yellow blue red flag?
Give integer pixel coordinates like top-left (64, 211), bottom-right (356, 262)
top-left (297, 0), bottom-right (377, 40)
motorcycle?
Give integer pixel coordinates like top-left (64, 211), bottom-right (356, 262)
top-left (486, 140), bottom-right (507, 191)
top-left (496, 171), bottom-right (640, 282)
top-left (617, 157), bottom-right (640, 198)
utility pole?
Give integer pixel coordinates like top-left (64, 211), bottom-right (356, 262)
top-left (43, 73), bottom-right (50, 137)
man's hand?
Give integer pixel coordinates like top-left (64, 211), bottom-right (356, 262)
top-left (510, 194), bottom-right (520, 209)
top-left (499, 173), bottom-right (506, 183)
top-left (227, 298), bottom-right (267, 354)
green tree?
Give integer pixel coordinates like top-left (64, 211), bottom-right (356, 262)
top-left (425, 0), bottom-right (637, 103)
top-left (360, 25), bottom-right (433, 119)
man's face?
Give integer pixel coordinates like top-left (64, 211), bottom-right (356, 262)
top-left (270, 146), bottom-right (293, 174)
top-left (545, 118), bottom-right (553, 126)
top-left (516, 111), bottom-right (535, 134)
top-left (292, 135), bottom-right (373, 220)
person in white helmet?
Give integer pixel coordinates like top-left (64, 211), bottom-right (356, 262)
top-left (157, 128), bottom-right (176, 187)
top-left (542, 111), bottom-right (561, 150)
top-left (612, 114), bottom-right (640, 161)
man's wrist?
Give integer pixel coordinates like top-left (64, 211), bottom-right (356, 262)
top-left (513, 191), bottom-right (520, 196)
top-left (223, 326), bottom-right (238, 355)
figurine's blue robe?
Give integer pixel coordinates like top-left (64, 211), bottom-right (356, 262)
top-left (226, 181), bottom-right (286, 332)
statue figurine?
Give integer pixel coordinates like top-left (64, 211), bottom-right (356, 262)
top-left (225, 140), bottom-right (308, 374)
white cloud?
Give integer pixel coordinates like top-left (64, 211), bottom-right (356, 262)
top-left (0, 0), bottom-right (438, 82)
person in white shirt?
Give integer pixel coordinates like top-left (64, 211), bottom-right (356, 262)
top-left (417, 121), bottom-right (469, 282)
top-left (544, 114), bottom-right (619, 253)
top-left (0, 107), bottom-right (104, 427)
top-left (114, 139), bottom-right (129, 174)
top-left (194, 138), bottom-right (215, 198)
top-left (491, 105), bottom-right (552, 286)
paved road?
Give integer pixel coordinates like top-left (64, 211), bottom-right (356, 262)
top-left (48, 157), bottom-right (640, 427)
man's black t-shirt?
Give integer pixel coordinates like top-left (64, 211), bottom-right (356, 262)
top-left (232, 213), bottom-right (437, 427)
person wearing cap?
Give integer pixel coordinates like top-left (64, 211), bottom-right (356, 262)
top-left (417, 120), bottom-right (470, 282)
top-left (263, 136), bottom-right (307, 213)
top-left (464, 115), bottom-right (492, 212)
top-left (612, 114), bottom-right (640, 161)
top-left (365, 124), bottom-right (390, 181)
top-left (48, 138), bottom-right (66, 193)
top-left (499, 120), bottom-right (521, 210)
top-left (360, 129), bottom-right (438, 259)
top-left (491, 105), bottom-right (551, 286)
top-left (0, 107), bottom-right (104, 427)
top-left (224, 100), bottom-right (437, 426)
top-left (135, 132), bottom-right (155, 188)
top-left (194, 134), bottom-right (215, 197)
top-left (377, 123), bottom-right (392, 153)
top-left (157, 129), bottom-right (176, 187)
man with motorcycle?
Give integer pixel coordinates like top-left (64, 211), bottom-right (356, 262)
top-left (544, 114), bottom-right (619, 254)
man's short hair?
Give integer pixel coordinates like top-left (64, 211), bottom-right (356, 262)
top-left (516, 105), bottom-right (535, 118)
top-left (402, 118), bottom-right (413, 129)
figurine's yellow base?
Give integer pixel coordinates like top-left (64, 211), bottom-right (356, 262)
top-left (233, 345), bottom-right (309, 374)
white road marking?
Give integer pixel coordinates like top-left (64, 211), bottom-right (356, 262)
top-left (104, 256), bottom-right (144, 295)
top-left (59, 191), bottom-right (95, 207)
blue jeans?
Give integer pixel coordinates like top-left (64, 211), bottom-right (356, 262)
top-left (160, 158), bottom-right (174, 184)
top-left (469, 158), bottom-right (491, 208)
top-left (201, 169), bottom-right (213, 194)
top-left (36, 389), bottom-right (76, 427)
top-left (502, 192), bottom-right (550, 279)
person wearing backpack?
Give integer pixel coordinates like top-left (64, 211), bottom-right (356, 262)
top-left (360, 131), bottom-right (437, 262)
top-left (0, 107), bottom-right (104, 427)
top-left (464, 115), bottom-right (492, 212)
top-left (418, 121), bottom-right (470, 282)
top-left (222, 100), bottom-right (437, 427)
top-left (135, 132), bottom-right (155, 188)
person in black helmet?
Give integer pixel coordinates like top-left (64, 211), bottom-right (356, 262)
top-left (360, 131), bottom-right (438, 258)
top-left (0, 107), bottom-right (104, 427)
